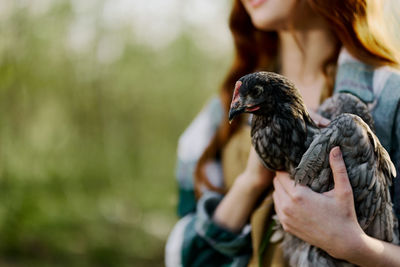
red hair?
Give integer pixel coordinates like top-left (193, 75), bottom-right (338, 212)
top-left (194, 0), bottom-right (400, 197)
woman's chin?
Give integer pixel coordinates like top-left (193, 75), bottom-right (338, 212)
top-left (251, 16), bottom-right (287, 31)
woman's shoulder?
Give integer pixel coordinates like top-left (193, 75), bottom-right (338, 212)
top-left (373, 65), bottom-right (400, 113)
top-left (334, 49), bottom-right (400, 151)
top-left (335, 48), bottom-right (400, 102)
top-left (176, 96), bottom-right (225, 216)
top-left (380, 66), bottom-right (400, 93)
top-left (370, 66), bottom-right (400, 154)
top-left (178, 96), bottom-right (224, 163)
top-left (334, 49), bottom-right (400, 109)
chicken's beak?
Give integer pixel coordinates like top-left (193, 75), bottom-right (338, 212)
top-left (228, 102), bottom-right (245, 124)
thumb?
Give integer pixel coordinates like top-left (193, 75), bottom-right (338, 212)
top-left (329, 147), bottom-right (353, 198)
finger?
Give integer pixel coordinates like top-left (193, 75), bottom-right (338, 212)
top-left (322, 189), bottom-right (335, 197)
top-left (329, 147), bottom-right (353, 197)
top-left (276, 172), bottom-right (312, 202)
top-left (246, 146), bottom-right (268, 173)
top-left (309, 110), bottom-right (330, 127)
top-left (273, 180), bottom-right (293, 217)
top-left (273, 177), bottom-right (291, 203)
top-left (275, 172), bottom-right (296, 196)
top-left (272, 189), bottom-right (286, 224)
top-left (246, 146), bottom-right (262, 167)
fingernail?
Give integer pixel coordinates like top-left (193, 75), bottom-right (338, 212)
top-left (332, 147), bottom-right (341, 158)
top-left (320, 117), bottom-right (330, 126)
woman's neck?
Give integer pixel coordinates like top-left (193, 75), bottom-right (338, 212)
top-left (278, 28), bottom-right (338, 110)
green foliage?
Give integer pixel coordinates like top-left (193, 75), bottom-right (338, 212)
top-left (0, 2), bottom-right (231, 266)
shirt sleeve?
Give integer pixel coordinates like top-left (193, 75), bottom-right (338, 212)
top-left (175, 97), bottom-right (224, 217)
top-left (379, 72), bottom-right (400, 223)
top-left (165, 192), bottom-right (252, 267)
top-left (166, 97), bottom-right (253, 267)
top-left (390, 98), bottom-right (400, 221)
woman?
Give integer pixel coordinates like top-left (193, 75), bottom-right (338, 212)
top-left (166, 0), bottom-right (400, 266)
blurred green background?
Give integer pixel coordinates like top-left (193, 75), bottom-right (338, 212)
top-left (0, 0), bottom-right (231, 266)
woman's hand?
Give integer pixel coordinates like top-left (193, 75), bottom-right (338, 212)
top-left (272, 147), bottom-right (364, 259)
top-left (308, 109), bottom-right (330, 127)
top-left (244, 146), bottom-right (274, 190)
top-left (273, 146), bottom-right (400, 266)
top-left (213, 147), bottom-right (273, 232)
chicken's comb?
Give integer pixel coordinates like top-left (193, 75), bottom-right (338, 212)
top-left (232, 81), bottom-right (242, 102)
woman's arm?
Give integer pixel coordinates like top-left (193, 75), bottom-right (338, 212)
top-left (168, 97), bottom-right (269, 266)
top-left (167, 146), bottom-right (273, 267)
top-left (273, 147), bottom-right (400, 267)
top-left (213, 147), bottom-right (274, 232)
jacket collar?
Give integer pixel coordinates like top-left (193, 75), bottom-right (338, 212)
top-left (334, 48), bottom-right (375, 103)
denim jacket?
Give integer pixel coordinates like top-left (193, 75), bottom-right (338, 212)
top-left (335, 49), bottom-right (400, 219)
top-left (165, 50), bottom-right (400, 267)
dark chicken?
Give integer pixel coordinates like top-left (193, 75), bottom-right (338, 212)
top-left (228, 71), bottom-right (398, 267)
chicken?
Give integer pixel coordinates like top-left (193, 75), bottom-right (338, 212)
top-left (228, 71), bottom-right (398, 267)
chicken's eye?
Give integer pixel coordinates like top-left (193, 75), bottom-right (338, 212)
top-left (253, 85), bottom-right (263, 98)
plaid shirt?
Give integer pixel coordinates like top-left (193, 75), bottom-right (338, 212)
top-left (165, 49), bottom-right (400, 267)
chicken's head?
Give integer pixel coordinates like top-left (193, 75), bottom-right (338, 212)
top-left (228, 71), bottom-right (303, 123)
